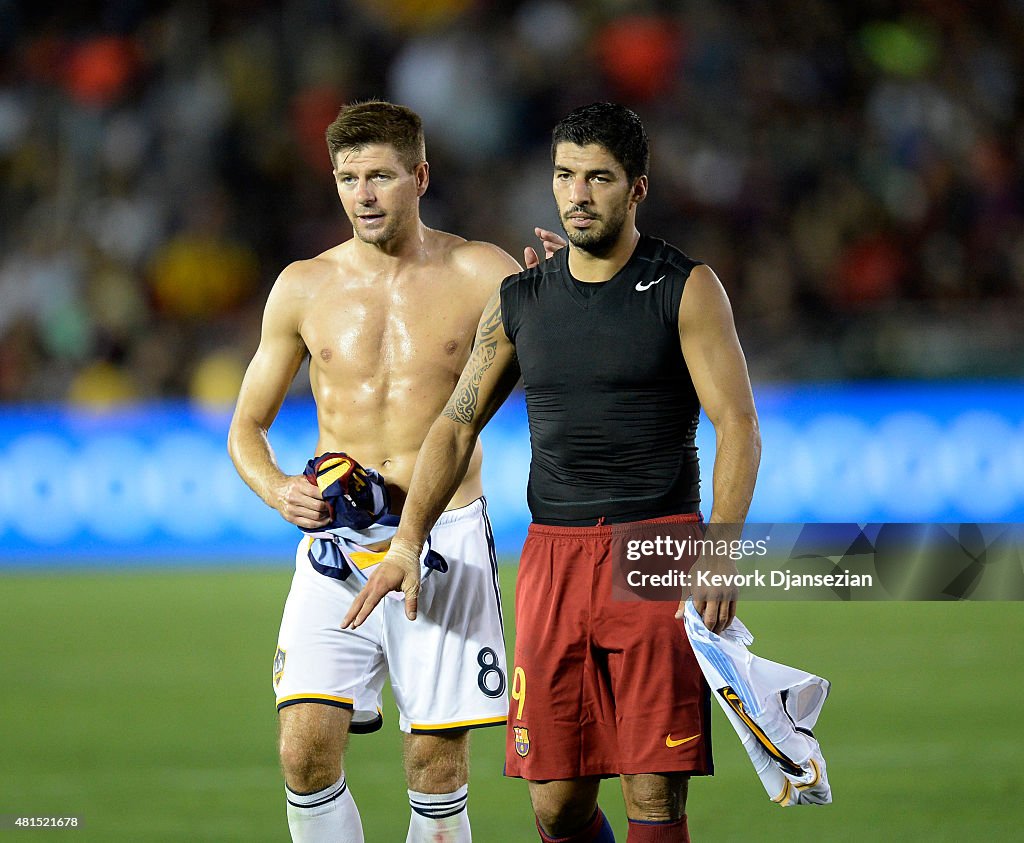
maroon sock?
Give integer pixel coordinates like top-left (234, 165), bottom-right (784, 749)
top-left (625, 814), bottom-right (689, 843)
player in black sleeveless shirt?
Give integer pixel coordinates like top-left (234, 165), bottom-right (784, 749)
top-left (503, 232), bottom-right (704, 526)
top-left (348, 104), bottom-right (761, 843)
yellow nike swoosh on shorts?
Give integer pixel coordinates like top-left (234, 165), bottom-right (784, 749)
top-left (665, 733), bottom-right (701, 748)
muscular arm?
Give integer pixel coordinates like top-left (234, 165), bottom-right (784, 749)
top-left (343, 288), bottom-right (521, 626)
top-left (227, 266), bottom-right (330, 528)
top-left (678, 265), bottom-right (761, 630)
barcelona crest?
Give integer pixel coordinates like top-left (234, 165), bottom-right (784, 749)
top-left (514, 726), bottom-right (530, 757)
top-left (273, 646), bottom-right (286, 687)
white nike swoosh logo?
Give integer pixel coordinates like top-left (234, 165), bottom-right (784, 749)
top-left (635, 274), bottom-right (666, 292)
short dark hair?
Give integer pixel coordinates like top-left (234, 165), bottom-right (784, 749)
top-left (325, 100), bottom-right (425, 171)
top-left (551, 102), bottom-right (650, 182)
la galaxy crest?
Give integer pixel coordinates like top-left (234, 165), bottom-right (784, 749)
top-left (513, 726), bottom-right (530, 757)
top-left (273, 646), bottom-right (286, 687)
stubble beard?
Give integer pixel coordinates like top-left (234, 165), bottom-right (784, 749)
top-left (352, 214), bottom-right (401, 246)
top-left (350, 197), bottom-right (416, 247)
top-left (562, 203), bottom-right (628, 258)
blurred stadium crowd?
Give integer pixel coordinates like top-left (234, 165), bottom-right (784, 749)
top-left (1, 0), bottom-right (1022, 406)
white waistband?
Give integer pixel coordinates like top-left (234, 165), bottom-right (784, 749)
top-left (432, 496), bottom-right (486, 528)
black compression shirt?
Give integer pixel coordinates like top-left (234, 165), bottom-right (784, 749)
top-left (500, 235), bottom-right (704, 526)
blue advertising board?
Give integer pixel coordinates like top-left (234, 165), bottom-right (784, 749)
top-left (0, 383), bottom-right (1021, 566)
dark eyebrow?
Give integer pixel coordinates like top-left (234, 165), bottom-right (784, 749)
top-left (336, 167), bottom-right (397, 178)
top-left (554, 165), bottom-right (616, 179)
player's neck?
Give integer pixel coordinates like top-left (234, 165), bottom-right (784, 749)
top-left (356, 219), bottom-right (430, 267)
top-left (568, 226), bottom-right (640, 282)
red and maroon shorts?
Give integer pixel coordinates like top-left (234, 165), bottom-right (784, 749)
top-left (504, 513), bottom-right (713, 781)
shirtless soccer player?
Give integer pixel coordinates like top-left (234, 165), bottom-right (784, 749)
top-left (228, 100), bottom-right (537, 843)
top-left (345, 103), bottom-right (762, 843)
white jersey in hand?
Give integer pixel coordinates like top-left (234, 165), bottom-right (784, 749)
top-left (683, 599), bottom-right (832, 806)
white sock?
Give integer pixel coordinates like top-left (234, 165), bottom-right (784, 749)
top-left (286, 773), bottom-right (364, 843)
top-left (407, 784), bottom-right (471, 843)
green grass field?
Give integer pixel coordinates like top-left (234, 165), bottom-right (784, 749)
top-left (3, 565), bottom-right (1022, 841)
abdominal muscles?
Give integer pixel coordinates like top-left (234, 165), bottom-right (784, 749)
top-left (309, 363), bottom-right (481, 505)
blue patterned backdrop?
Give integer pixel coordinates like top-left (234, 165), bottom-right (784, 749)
top-left (1, 383), bottom-right (1021, 566)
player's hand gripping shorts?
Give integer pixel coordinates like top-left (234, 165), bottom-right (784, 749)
top-left (273, 497), bottom-right (508, 734)
top-left (506, 513), bottom-right (713, 780)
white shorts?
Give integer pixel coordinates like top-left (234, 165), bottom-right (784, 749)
top-left (273, 497), bottom-right (508, 734)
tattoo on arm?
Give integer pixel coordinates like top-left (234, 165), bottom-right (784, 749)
top-left (442, 297), bottom-right (503, 425)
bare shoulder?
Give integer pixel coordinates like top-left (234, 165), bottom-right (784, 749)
top-left (276, 251), bottom-right (329, 288)
top-left (686, 263), bottom-right (725, 293)
top-left (447, 238), bottom-right (523, 285)
top-left (681, 264), bottom-right (730, 307)
top-left (272, 244), bottom-right (350, 297)
top-left (679, 263), bottom-right (737, 331)
top-left (264, 247), bottom-right (347, 330)
top-left (273, 258), bottom-right (312, 290)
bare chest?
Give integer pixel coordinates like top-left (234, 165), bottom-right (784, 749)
top-left (301, 279), bottom-right (480, 382)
